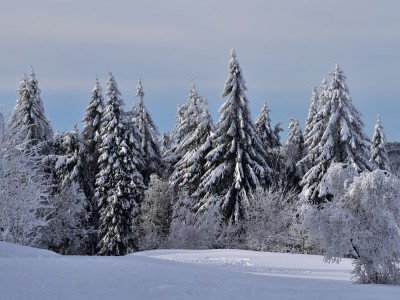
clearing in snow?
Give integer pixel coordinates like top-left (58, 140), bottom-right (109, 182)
top-left (1, 242), bottom-right (399, 300)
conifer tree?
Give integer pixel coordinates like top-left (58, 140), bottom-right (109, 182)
top-left (301, 65), bottom-right (373, 205)
top-left (9, 70), bottom-right (53, 147)
top-left (170, 83), bottom-right (214, 195)
top-left (255, 101), bottom-right (279, 151)
top-left (255, 101), bottom-right (282, 174)
top-left (304, 87), bottom-right (319, 149)
top-left (95, 72), bottom-right (142, 255)
top-left (283, 117), bottom-right (307, 190)
top-left (82, 77), bottom-right (104, 177)
top-left (50, 125), bottom-right (86, 189)
top-left (162, 103), bottom-right (188, 177)
top-left (125, 97), bottom-right (145, 194)
top-left (134, 80), bottom-right (163, 184)
top-left (81, 78), bottom-right (105, 253)
top-left (370, 115), bottom-right (391, 171)
top-left (43, 125), bottom-right (89, 254)
top-left (195, 49), bottom-right (271, 227)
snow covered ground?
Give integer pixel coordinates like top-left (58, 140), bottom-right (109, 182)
top-left (1, 242), bottom-right (399, 300)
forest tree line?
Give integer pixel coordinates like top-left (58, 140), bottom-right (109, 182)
top-left (1, 49), bottom-right (400, 284)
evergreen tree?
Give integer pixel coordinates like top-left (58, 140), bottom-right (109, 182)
top-left (52, 125), bottom-right (85, 188)
top-left (301, 65), bottom-right (373, 205)
top-left (255, 101), bottom-right (283, 176)
top-left (283, 117), bottom-right (307, 190)
top-left (95, 72), bottom-right (142, 255)
top-left (195, 49), bottom-right (271, 227)
top-left (162, 103), bottom-right (190, 178)
top-left (82, 77), bottom-right (104, 185)
top-left (81, 78), bottom-right (105, 253)
top-left (304, 86), bottom-right (319, 149)
top-left (255, 101), bottom-right (280, 151)
top-left (125, 96), bottom-right (146, 196)
top-left (170, 83), bottom-right (214, 195)
top-left (134, 79), bottom-right (163, 184)
top-left (370, 115), bottom-right (391, 171)
top-left (9, 70), bottom-right (53, 147)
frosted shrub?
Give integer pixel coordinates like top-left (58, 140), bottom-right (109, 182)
top-left (139, 175), bottom-right (173, 250)
top-left (307, 169), bottom-right (400, 284)
top-left (244, 187), bottom-right (298, 252)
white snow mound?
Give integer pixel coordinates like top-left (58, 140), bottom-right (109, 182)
top-left (0, 241), bottom-right (59, 258)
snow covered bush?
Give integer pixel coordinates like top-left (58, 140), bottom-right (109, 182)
top-left (318, 163), bottom-right (358, 201)
top-left (243, 187), bottom-right (298, 252)
top-left (0, 129), bottom-right (50, 247)
top-left (139, 175), bottom-right (174, 250)
top-left (168, 190), bottom-right (213, 249)
top-left (41, 182), bottom-right (88, 255)
top-left (306, 169), bottom-right (400, 284)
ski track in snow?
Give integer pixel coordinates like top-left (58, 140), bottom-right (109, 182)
top-left (1, 242), bottom-right (400, 300)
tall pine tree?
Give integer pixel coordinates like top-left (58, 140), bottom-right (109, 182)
top-left (370, 115), bottom-right (390, 171)
top-left (134, 79), bottom-right (163, 184)
top-left (283, 117), bottom-right (307, 190)
top-left (81, 78), bottom-right (105, 253)
top-left (170, 83), bottom-right (214, 195)
top-left (301, 65), bottom-right (373, 205)
top-left (95, 72), bottom-right (142, 255)
top-left (304, 87), bottom-right (319, 149)
top-left (255, 101), bottom-right (282, 176)
top-left (195, 49), bottom-right (271, 226)
top-left (9, 70), bottom-right (53, 147)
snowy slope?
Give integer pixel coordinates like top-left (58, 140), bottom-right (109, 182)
top-left (1, 242), bottom-right (399, 300)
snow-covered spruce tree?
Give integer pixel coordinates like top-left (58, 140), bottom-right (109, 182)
top-left (41, 125), bottom-right (90, 254)
top-left (139, 174), bottom-right (174, 250)
top-left (95, 72), bottom-right (142, 255)
top-left (283, 117), bottom-right (307, 190)
top-left (304, 87), bottom-right (319, 149)
top-left (370, 115), bottom-right (391, 171)
top-left (306, 169), bottom-right (400, 284)
top-left (81, 77), bottom-right (104, 193)
top-left (81, 78), bottom-right (105, 253)
top-left (51, 125), bottom-right (86, 188)
top-left (301, 78), bottom-right (329, 167)
top-left (195, 49), bottom-right (271, 233)
top-left (9, 71), bottom-right (53, 149)
top-left (255, 101), bottom-right (282, 173)
top-left (301, 65), bottom-right (374, 205)
top-left (125, 96), bottom-right (146, 194)
top-left (162, 104), bottom-right (188, 177)
top-left (134, 79), bottom-right (163, 184)
top-left (170, 83), bottom-right (214, 195)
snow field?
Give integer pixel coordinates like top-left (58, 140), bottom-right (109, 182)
top-left (1, 242), bottom-right (400, 300)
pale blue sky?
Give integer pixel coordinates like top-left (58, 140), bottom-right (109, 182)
top-left (1, 0), bottom-right (400, 140)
